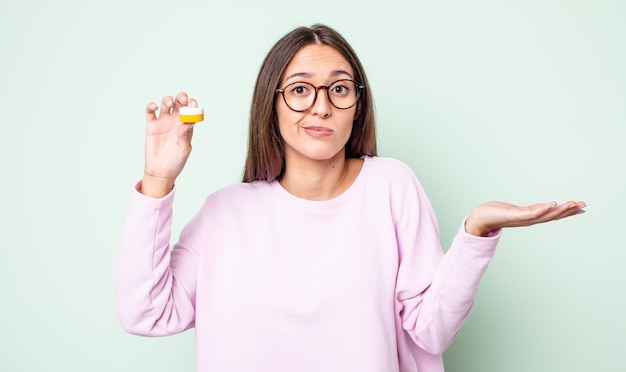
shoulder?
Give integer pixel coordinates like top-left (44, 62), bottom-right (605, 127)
top-left (362, 156), bottom-right (432, 206)
top-left (363, 158), bottom-right (438, 227)
top-left (202, 181), bottom-right (274, 209)
top-left (363, 156), bottom-right (421, 185)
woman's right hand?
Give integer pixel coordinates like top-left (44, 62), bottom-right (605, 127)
top-left (141, 92), bottom-right (198, 198)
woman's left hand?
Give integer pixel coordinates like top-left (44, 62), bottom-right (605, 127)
top-left (465, 200), bottom-right (586, 237)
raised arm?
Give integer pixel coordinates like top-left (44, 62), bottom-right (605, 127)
top-left (114, 93), bottom-right (201, 336)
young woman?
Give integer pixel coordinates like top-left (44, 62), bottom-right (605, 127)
top-left (114, 24), bottom-right (585, 372)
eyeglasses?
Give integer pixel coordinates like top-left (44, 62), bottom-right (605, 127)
top-left (275, 79), bottom-right (365, 112)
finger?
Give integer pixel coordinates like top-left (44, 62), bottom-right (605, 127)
top-left (180, 123), bottom-right (195, 142)
top-left (188, 98), bottom-right (198, 108)
top-left (563, 201), bottom-right (587, 217)
top-left (173, 92), bottom-right (189, 112)
top-left (527, 202), bottom-right (557, 210)
top-left (520, 203), bottom-right (557, 221)
top-left (549, 209), bottom-right (581, 222)
top-left (160, 96), bottom-right (174, 116)
top-left (538, 201), bottom-right (583, 222)
top-left (146, 102), bottom-right (158, 122)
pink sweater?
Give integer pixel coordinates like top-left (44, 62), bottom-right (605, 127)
top-left (114, 156), bottom-right (500, 372)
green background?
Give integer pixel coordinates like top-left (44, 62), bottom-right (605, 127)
top-left (1, 0), bottom-right (624, 371)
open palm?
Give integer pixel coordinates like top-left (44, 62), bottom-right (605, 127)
top-left (466, 200), bottom-right (586, 236)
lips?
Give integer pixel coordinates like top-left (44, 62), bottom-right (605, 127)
top-left (302, 126), bottom-right (333, 138)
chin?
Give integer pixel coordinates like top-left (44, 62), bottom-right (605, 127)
top-left (286, 146), bottom-right (346, 164)
top-left (307, 149), bottom-right (346, 162)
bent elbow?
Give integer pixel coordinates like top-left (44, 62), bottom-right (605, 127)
top-left (114, 299), bottom-right (192, 337)
top-left (409, 322), bottom-right (461, 355)
top-left (419, 339), bottom-right (451, 356)
top-left (115, 307), bottom-right (159, 336)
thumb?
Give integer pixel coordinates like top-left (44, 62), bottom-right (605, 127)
top-left (180, 123), bottom-right (194, 143)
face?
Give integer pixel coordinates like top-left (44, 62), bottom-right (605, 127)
top-left (276, 44), bottom-right (357, 166)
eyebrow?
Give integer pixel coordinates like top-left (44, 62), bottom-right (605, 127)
top-left (283, 69), bottom-right (354, 82)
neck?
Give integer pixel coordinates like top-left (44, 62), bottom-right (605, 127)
top-left (279, 154), bottom-right (358, 201)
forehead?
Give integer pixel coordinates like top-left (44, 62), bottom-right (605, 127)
top-left (282, 44), bottom-right (354, 80)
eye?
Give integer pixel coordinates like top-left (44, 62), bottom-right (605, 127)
top-left (332, 85), bottom-right (348, 94)
top-left (330, 81), bottom-right (351, 96)
top-left (288, 83), bottom-right (311, 96)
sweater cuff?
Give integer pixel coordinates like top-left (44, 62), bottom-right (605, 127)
top-left (130, 180), bottom-right (176, 211)
top-left (459, 217), bottom-right (501, 251)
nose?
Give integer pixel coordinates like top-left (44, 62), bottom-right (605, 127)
top-left (310, 86), bottom-right (332, 118)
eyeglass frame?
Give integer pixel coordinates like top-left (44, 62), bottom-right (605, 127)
top-left (275, 79), bottom-right (365, 112)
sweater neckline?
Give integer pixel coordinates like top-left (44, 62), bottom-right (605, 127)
top-left (270, 156), bottom-right (372, 210)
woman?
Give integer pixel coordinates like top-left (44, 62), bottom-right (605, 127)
top-left (114, 24), bottom-right (585, 372)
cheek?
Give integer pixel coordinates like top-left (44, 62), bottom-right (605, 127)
top-left (341, 109), bottom-right (357, 131)
top-left (275, 101), bottom-right (289, 125)
top-left (276, 103), bottom-right (306, 130)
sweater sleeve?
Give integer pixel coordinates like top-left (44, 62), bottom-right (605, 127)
top-left (113, 183), bottom-right (199, 336)
top-left (393, 171), bottom-right (501, 355)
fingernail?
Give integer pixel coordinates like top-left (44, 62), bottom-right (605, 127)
top-left (181, 97), bottom-right (188, 104)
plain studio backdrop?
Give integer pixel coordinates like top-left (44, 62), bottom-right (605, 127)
top-left (1, 0), bottom-right (624, 371)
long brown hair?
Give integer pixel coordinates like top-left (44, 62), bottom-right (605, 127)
top-left (242, 24), bottom-right (376, 182)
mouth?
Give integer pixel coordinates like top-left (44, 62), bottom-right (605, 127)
top-left (302, 126), bottom-right (333, 138)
